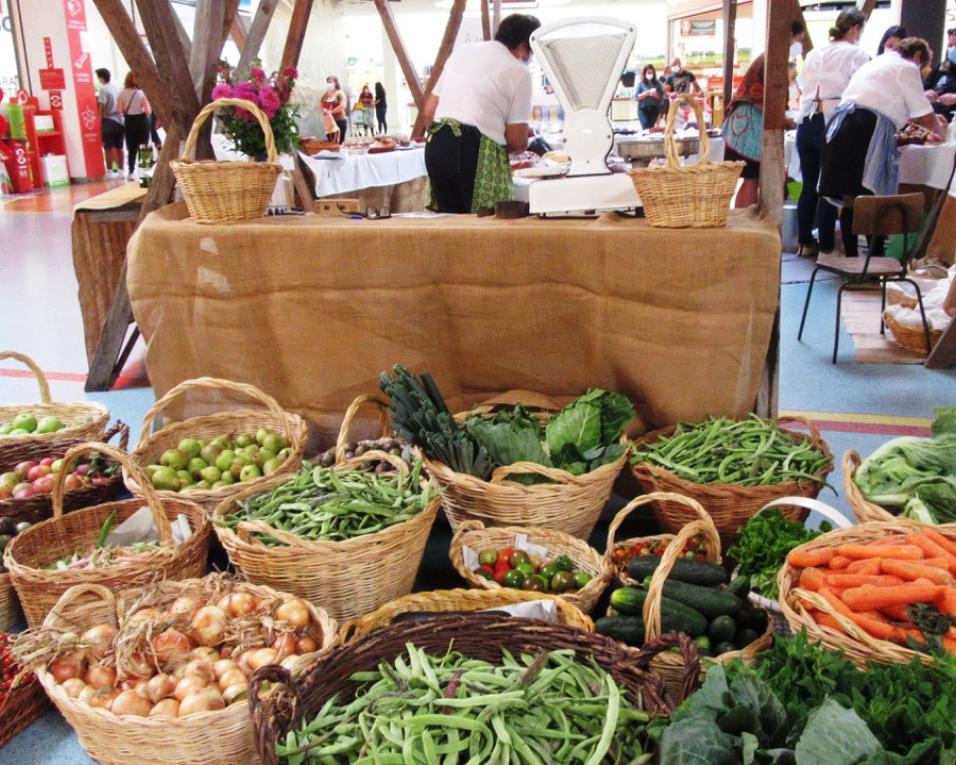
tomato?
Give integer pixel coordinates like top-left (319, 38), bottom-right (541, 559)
top-left (510, 550), bottom-right (530, 567)
top-left (496, 547), bottom-right (514, 566)
top-left (493, 561), bottom-right (510, 584)
top-left (478, 549), bottom-right (498, 567)
top-left (479, 563), bottom-right (495, 577)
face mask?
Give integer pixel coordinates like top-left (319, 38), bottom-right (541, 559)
top-left (673, 67), bottom-right (682, 74)
top-left (949, 48), bottom-right (956, 65)
top-left (326, 82), bottom-right (335, 91)
top-left (645, 73), bottom-right (654, 80)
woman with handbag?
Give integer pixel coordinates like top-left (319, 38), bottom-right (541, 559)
top-left (117, 72), bottom-right (151, 181)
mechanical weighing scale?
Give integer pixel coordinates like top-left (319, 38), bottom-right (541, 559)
top-left (528, 18), bottom-right (641, 217)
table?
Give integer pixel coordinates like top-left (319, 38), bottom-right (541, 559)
top-left (127, 203), bottom-right (781, 440)
top-left (298, 147), bottom-right (426, 198)
top-left (72, 183), bottom-right (145, 366)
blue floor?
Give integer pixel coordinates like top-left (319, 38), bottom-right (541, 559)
top-left (1, 198), bottom-right (955, 762)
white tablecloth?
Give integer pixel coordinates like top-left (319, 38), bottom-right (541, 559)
top-left (298, 148), bottom-right (427, 197)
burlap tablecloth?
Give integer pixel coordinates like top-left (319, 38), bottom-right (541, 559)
top-left (127, 203), bottom-right (780, 440)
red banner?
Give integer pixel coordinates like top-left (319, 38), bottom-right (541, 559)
top-left (39, 68), bottom-right (65, 90)
top-left (63, 0), bottom-right (103, 176)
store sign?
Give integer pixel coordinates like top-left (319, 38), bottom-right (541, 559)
top-left (40, 68), bottom-right (66, 90)
top-left (680, 19), bottom-right (717, 37)
top-left (62, 0), bottom-right (104, 176)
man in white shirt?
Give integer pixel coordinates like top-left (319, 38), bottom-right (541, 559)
top-left (789, 20), bottom-right (806, 63)
top-left (420, 14), bottom-right (539, 213)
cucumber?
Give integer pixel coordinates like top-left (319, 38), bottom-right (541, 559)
top-left (749, 607), bottom-right (770, 636)
top-left (627, 556), bottom-right (728, 586)
top-left (595, 615), bottom-right (645, 646)
top-left (735, 628), bottom-right (759, 650)
top-left (714, 641), bottom-right (737, 656)
top-left (734, 608), bottom-right (753, 630)
top-left (644, 577), bottom-right (744, 620)
top-left (708, 615), bottom-right (737, 645)
top-left (609, 587), bottom-right (708, 636)
top-left (727, 576), bottom-right (751, 599)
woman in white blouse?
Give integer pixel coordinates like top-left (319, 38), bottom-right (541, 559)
top-left (795, 10), bottom-right (869, 257)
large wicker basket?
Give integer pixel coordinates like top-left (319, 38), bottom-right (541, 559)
top-left (778, 519), bottom-right (955, 668)
top-left (604, 493), bottom-right (773, 692)
top-left (339, 587), bottom-right (595, 642)
top-left (628, 94), bottom-right (744, 228)
top-left (0, 351), bottom-right (109, 465)
top-left (171, 97), bottom-right (281, 224)
top-left (213, 451), bottom-right (440, 621)
top-left (250, 614), bottom-right (701, 765)
top-left (843, 450), bottom-right (899, 524)
top-left (34, 577), bottom-right (336, 765)
top-left (449, 520), bottom-right (611, 613)
top-left (0, 658), bottom-right (47, 749)
top-left (0, 575), bottom-right (16, 632)
top-left (125, 377), bottom-right (308, 511)
top-left (427, 396), bottom-right (627, 539)
top-left (630, 415), bottom-right (834, 548)
top-left (4, 443), bottom-right (210, 627)
top-left (883, 310), bottom-right (940, 355)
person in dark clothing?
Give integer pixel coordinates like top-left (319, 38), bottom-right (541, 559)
top-left (634, 64), bottom-right (663, 130)
top-left (374, 82), bottom-right (388, 134)
top-left (925, 29), bottom-right (956, 121)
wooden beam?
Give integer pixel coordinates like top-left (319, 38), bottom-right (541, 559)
top-left (791, 0), bottom-right (812, 54)
top-left (481, 0), bottom-right (491, 41)
top-left (231, 12), bottom-right (249, 52)
top-left (758, 0), bottom-right (791, 225)
top-left (492, 0), bottom-right (501, 37)
top-left (374, 0), bottom-right (424, 105)
top-left (859, 0), bottom-right (878, 20)
top-left (223, 0), bottom-right (241, 47)
top-left (412, 0), bottom-right (466, 136)
top-left (281, 0), bottom-right (314, 70)
top-left (236, 0), bottom-right (277, 79)
top-left (721, 0), bottom-right (736, 113)
top-left (171, 5), bottom-right (193, 64)
top-left (191, 0), bottom-right (226, 104)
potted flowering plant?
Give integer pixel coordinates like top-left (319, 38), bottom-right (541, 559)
top-left (211, 65), bottom-right (299, 160)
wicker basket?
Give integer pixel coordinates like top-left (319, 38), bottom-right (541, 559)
top-left (0, 574), bottom-right (15, 632)
top-left (427, 396), bottom-right (627, 539)
top-left (628, 94), bottom-right (744, 228)
top-left (171, 97), bottom-right (281, 224)
top-left (333, 393), bottom-right (393, 462)
top-left (604, 492), bottom-right (773, 690)
top-left (213, 451), bottom-right (440, 621)
top-left (0, 351), bottom-right (109, 465)
top-left (886, 285), bottom-right (919, 309)
top-left (4, 442), bottom-right (210, 627)
top-left (777, 519), bottom-right (955, 668)
top-left (449, 520), bottom-right (611, 613)
top-left (0, 665), bottom-right (48, 749)
top-left (883, 310), bottom-right (941, 355)
top-left (35, 577), bottom-right (335, 765)
top-left (630, 415), bottom-right (834, 548)
top-left (0, 420), bottom-right (129, 527)
top-left (339, 587), bottom-right (595, 642)
top-left (250, 614), bottom-right (700, 765)
top-left (843, 450), bottom-right (899, 524)
top-left (125, 377), bottom-right (308, 512)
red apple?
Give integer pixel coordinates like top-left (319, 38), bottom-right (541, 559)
top-left (31, 475), bottom-right (54, 495)
top-left (39, 457), bottom-right (55, 467)
top-left (12, 483), bottom-right (35, 499)
top-left (27, 464), bottom-right (52, 483)
top-left (15, 461), bottom-right (36, 481)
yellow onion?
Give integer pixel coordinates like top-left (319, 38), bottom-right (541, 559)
top-left (183, 660), bottom-right (215, 685)
top-left (127, 607), bottom-right (162, 627)
top-left (81, 625), bottom-right (117, 660)
top-left (213, 659), bottom-right (238, 679)
top-left (226, 592), bottom-right (258, 618)
top-left (273, 633), bottom-right (297, 661)
top-left (190, 646), bottom-right (219, 663)
top-left (146, 673), bottom-right (177, 703)
top-left (110, 689), bottom-right (151, 717)
top-left (149, 698), bottom-right (180, 718)
top-left (169, 594), bottom-right (204, 622)
top-left (88, 689), bottom-right (119, 710)
top-left (190, 606), bottom-right (227, 647)
top-left (125, 652), bottom-right (154, 679)
top-left (280, 655), bottom-right (299, 672)
top-left (61, 678), bottom-right (87, 698)
top-left (178, 687), bottom-right (224, 716)
top-left (296, 637), bottom-right (318, 655)
top-left (151, 629), bottom-right (193, 668)
top-left (247, 648), bottom-right (278, 672)
top-left (223, 684), bottom-right (248, 705)
top-left (78, 685), bottom-right (97, 704)
top-left (50, 658), bottom-right (84, 684)
top-left (173, 676), bottom-right (207, 701)
top-left (275, 599), bottom-right (310, 629)
top-left (85, 664), bottom-right (117, 690)
top-left (218, 669), bottom-right (247, 692)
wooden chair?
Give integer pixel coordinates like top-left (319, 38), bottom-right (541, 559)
top-left (797, 193), bottom-right (932, 363)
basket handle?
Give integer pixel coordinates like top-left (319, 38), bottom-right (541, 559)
top-left (0, 351), bottom-right (51, 403)
top-left (630, 632), bottom-right (701, 707)
top-left (754, 496), bottom-right (854, 530)
top-left (775, 415), bottom-right (824, 448)
top-left (643, 514), bottom-right (721, 643)
top-left (664, 93), bottom-right (708, 171)
top-left (843, 449), bottom-right (862, 478)
top-left (334, 395), bottom-right (392, 463)
top-left (41, 582), bottom-right (117, 629)
top-left (489, 461), bottom-right (584, 486)
top-left (182, 97), bottom-right (277, 164)
top-left (137, 377), bottom-right (298, 453)
top-left (250, 664), bottom-right (300, 765)
top-left (604, 491), bottom-right (721, 561)
top-left (338, 449), bottom-right (410, 474)
top-left (460, 390), bottom-right (565, 418)
top-left (51, 442), bottom-right (174, 546)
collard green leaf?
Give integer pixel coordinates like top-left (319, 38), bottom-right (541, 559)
top-left (673, 665), bottom-right (732, 722)
top-left (464, 409), bottom-right (551, 470)
top-left (741, 732), bottom-right (760, 765)
top-left (793, 699), bottom-right (881, 765)
top-left (729, 675), bottom-right (788, 744)
top-left (546, 396), bottom-right (602, 458)
top-left (660, 717), bottom-right (738, 765)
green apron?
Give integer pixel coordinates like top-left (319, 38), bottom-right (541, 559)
top-left (426, 118), bottom-right (514, 213)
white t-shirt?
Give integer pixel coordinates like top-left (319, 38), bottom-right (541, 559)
top-left (433, 41), bottom-right (532, 146)
top-left (789, 40), bottom-right (803, 62)
top-left (798, 40), bottom-right (871, 121)
top-left (840, 50), bottom-right (933, 129)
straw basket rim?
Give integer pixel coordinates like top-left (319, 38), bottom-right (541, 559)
top-left (883, 310), bottom-right (941, 355)
top-left (843, 450), bottom-right (900, 524)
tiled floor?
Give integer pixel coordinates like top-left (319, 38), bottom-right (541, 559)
top-left (0, 184), bottom-right (955, 762)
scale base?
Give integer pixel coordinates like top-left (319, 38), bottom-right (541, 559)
top-left (528, 173), bottom-right (641, 217)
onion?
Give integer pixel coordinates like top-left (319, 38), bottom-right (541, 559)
top-left (149, 698), bottom-right (180, 718)
top-left (85, 664), bottom-right (117, 690)
top-left (296, 637), bottom-right (318, 655)
top-left (78, 684), bottom-right (97, 704)
top-left (111, 689), bottom-right (151, 717)
top-left (127, 607), bottom-right (162, 627)
top-left (183, 660), bottom-right (214, 685)
top-left (152, 629), bottom-right (193, 668)
top-left (178, 687), bottom-right (225, 716)
top-left (126, 652), bottom-right (154, 678)
top-left (81, 625), bottom-right (118, 660)
top-left (213, 659), bottom-right (238, 679)
top-left (169, 594), bottom-right (205, 621)
top-left (89, 689), bottom-right (120, 710)
top-left (190, 646), bottom-right (219, 663)
top-left (218, 669), bottom-right (247, 692)
top-left (275, 599), bottom-right (310, 628)
top-left (61, 678), bottom-right (87, 698)
top-left (226, 592), bottom-right (257, 618)
top-left (50, 658), bottom-right (84, 684)
top-left (273, 633), bottom-right (297, 661)
top-left (146, 673), bottom-right (177, 703)
top-left (236, 650), bottom-right (256, 677)
top-left (247, 648), bottom-right (278, 672)
top-left (215, 594), bottom-right (232, 613)
top-left (174, 676), bottom-right (207, 701)
top-left (190, 606), bottom-right (227, 647)
top-left (223, 684), bottom-right (248, 705)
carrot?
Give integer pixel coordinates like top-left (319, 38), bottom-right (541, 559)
top-left (842, 583), bottom-right (943, 612)
top-left (819, 587), bottom-right (903, 641)
top-left (846, 559), bottom-right (882, 575)
top-left (788, 548), bottom-right (835, 568)
top-left (881, 558), bottom-right (953, 585)
top-left (825, 574), bottom-right (903, 588)
top-left (945, 638), bottom-right (956, 654)
top-left (936, 588), bottom-right (956, 618)
top-left (921, 557), bottom-right (956, 571)
top-left (799, 566), bottom-right (826, 592)
top-left (813, 610), bottom-right (850, 635)
top-left (906, 532), bottom-right (956, 562)
top-left (923, 529), bottom-right (956, 558)
top-left (879, 603), bottom-right (913, 622)
top-left (838, 544), bottom-right (924, 561)
top-left (828, 555), bottom-right (851, 570)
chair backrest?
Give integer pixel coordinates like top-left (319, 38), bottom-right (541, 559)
top-left (852, 193), bottom-right (924, 237)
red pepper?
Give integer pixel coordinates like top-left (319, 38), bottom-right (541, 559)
top-left (496, 547), bottom-right (514, 566)
top-left (493, 560), bottom-right (511, 584)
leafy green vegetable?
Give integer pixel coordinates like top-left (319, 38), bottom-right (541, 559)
top-left (727, 509), bottom-right (829, 600)
top-left (794, 699), bottom-right (882, 765)
top-left (545, 389), bottom-right (635, 474)
top-left (932, 407), bottom-right (956, 437)
top-left (464, 404), bottom-right (551, 472)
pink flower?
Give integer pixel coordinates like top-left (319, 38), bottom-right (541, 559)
top-left (282, 66), bottom-right (298, 80)
top-left (258, 86), bottom-right (281, 118)
top-left (249, 67), bottom-right (266, 84)
top-left (211, 82), bottom-right (234, 101)
top-left (233, 81), bottom-right (258, 104)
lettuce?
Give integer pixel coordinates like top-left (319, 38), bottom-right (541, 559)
top-left (855, 434), bottom-right (956, 512)
top-left (545, 389), bottom-right (634, 474)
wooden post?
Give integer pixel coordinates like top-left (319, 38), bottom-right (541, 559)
top-left (231, 13), bottom-right (249, 53)
top-left (492, 0), bottom-right (502, 37)
top-left (758, 0), bottom-right (791, 225)
top-left (481, 0), bottom-right (491, 41)
top-left (281, 0), bottom-right (314, 70)
top-left (223, 0), bottom-right (241, 47)
top-left (171, 6), bottom-right (193, 63)
top-left (191, 0), bottom-right (226, 104)
top-left (721, 0), bottom-right (736, 115)
top-left (859, 0), bottom-right (878, 19)
top-left (374, 0), bottom-right (424, 106)
top-left (412, 0), bottom-right (467, 136)
top-left (236, 0), bottom-right (277, 79)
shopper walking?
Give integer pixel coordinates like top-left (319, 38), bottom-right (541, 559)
top-left (635, 64), bottom-right (664, 130)
top-left (358, 84), bottom-right (376, 136)
top-left (375, 82), bottom-right (388, 134)
top-left (117, 72), bottom-right (151, 180)
top-left (95, 68), bottom-right (124, 178)
top-left (722, 54), bottom-right (765, 208)
top-left (794, 9), bottom-right (870, 257)
top-left (323, 76), bottom-right (348, 144)
top-left (819, 37), bottom-right (945, 257)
